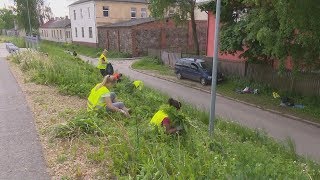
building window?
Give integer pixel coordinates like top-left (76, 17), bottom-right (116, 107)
top-left (80, 9), bottom-right (83, 19)
top-left (81, 27), bottom-right (84, 38)
top-left (89, 27), bottom-right (93, 38)
top-left (57, 30), bottom-right (59, 38)
top-left (131, 8), bottom-right (136, 19)
top-left (88, 7), bottom-right (91, 18)
top-left (75, 27), bottom-right (78, 37)
top-left (103, 6), bottom-right (109, 17)
top-left (60, 30), bottom-right (62, 38)
top-left (73, 10), bottom-right (76, 20)
top-left (141, 8), bottom-right (147, 18)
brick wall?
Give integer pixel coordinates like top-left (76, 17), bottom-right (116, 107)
top-left (98, 19), bottom-right (208, 57)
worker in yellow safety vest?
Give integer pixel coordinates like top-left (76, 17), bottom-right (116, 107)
top-left (98, 49), bottom-right (108, 77)
top-left (87, 75), bottom-right (130, 117)
top-left (150, 98), bottom-right (183, 134)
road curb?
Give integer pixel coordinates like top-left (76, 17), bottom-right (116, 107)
top-left (129, 66), bottom-right (320, 128)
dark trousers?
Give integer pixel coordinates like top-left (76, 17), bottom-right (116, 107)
top-left (100, 69), bottom-right (107, 77)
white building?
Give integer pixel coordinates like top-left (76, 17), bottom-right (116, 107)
top-left (69, 0), bottom-right (149, 47)
top-left (39, 18), bottom-right (72, 43)
top-left (69, 1), bottom-right (97, 47)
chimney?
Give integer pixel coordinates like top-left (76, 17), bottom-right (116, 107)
top-left (65, 16), bottom-right (69, 20)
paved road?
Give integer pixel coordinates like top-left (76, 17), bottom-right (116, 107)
top-left (0, 44), bottom-right (49, 179)
top-left (82, 56), bottom-right (320, 161)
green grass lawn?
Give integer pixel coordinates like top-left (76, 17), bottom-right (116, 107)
top-left (132, 58), bottom-right (320, 123)
top-left (0, 35), bottom-right (26, 48)
top-left (131, 56), bottom-right (175, 76)
top-left (8, 40), bottom-right (320, 178)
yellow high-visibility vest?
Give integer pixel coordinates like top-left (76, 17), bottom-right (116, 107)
top-left (97, 54), bottom-right (107, 69)
top-left (150, 110), bottom-right (168, 127)
top-left (87, 83), bottom-right (110, 111)
top-left (133, 80), bottom-right (144, 90)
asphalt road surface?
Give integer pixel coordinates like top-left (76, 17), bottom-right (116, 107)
top-left (0, 44), bottom-right (49, 179)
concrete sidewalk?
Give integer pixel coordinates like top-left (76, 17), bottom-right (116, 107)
top-left (0, 44), bottom-right (49, 179)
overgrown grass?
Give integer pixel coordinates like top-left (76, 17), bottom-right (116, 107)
top-left (10, 42), bottom-right (102, 98)
top-left (9, 41), bottom-right (320, 178)
top-left (50, 80), bottom-right (320, 179)
top-left (0, 35), bottom-right (26, 48)
top-left (131, 56), bottom-right (175, 76)
top-left (61, 42), bottom-right (132, 58)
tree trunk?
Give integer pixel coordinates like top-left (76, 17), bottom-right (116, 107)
top-left (190, 1), bottom-right (200, 55)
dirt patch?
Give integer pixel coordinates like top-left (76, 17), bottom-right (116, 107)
top-left (7, 57), bottom-right (111, 179)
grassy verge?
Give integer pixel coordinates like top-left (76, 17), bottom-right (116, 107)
top-left (132, 58), bottom-right (320, 123)
top-left (131, 56), bottom-right (175, 76)
top-left (8, 41), bottom-right (320, 178)
top-left (0, 35), bottom-right (26, 48)
top-left (60, 41), bottom-right (132, 58)
top-left (216, 77), bottom-right (320, 122)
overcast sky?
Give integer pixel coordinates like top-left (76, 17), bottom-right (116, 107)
top-left (0, 0), bottom-right (209, 17)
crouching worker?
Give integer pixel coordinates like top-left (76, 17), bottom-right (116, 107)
top-left (87, 75), bottom-right (130, 117)
top-left (150, 98), bottom-right (183, 134)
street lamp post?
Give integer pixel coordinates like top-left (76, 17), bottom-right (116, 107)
top-left (26, 0), bottom-right (32, 35)
top-left (209, 0), bottom-right (222, 137)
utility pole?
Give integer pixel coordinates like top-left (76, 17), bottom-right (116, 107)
top-left (26, 0), bottom-right (32, 35)
top-left (209, 0), bottom-right (222, 137)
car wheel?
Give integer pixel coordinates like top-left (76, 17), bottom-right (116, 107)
top-left (200, 78), bottom-right (207, 86)
top-left (177, 73), bottom-right (183, 79)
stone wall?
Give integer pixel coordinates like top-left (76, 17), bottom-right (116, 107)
top-left (97, 19), bottom-right (208, 57)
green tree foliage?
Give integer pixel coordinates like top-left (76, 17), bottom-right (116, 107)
top-left (0, 8), bottom-right (15, 29)
top-left (149, 0), bottom-right (200, 55)
top-left (14, 0), bottom-right (41, 33)
top-left (201, 0), bottom-right (320, 72)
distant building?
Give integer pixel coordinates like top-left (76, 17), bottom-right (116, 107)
top-left (69, 0), bottom-right (149, 47)
top-left (39, 17), bottom-right (72, 43)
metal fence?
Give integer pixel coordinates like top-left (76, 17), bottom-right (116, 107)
top-left (25, 35), bottom-right (39, 50)
top-left (148, 48), bottom-right (320, 96)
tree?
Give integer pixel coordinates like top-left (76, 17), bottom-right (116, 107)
top-left (201, 0), bottom-right (320, 72)
top-left (0, 8), bottom-right (15, 29)
top-left (14, 0), bottom-right (41, 33)
top-left (37, 1), bottom-right (53, 25)
top-left (149, 0), bottom-right (200, 55)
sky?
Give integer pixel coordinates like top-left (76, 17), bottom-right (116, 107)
top-left (0, 0), bottom-right (208, 17)
top-left (0, 0), bottom-right (76, 17)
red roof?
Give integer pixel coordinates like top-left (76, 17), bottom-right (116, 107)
top-left (39, 20), bottom-right (55, 28)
